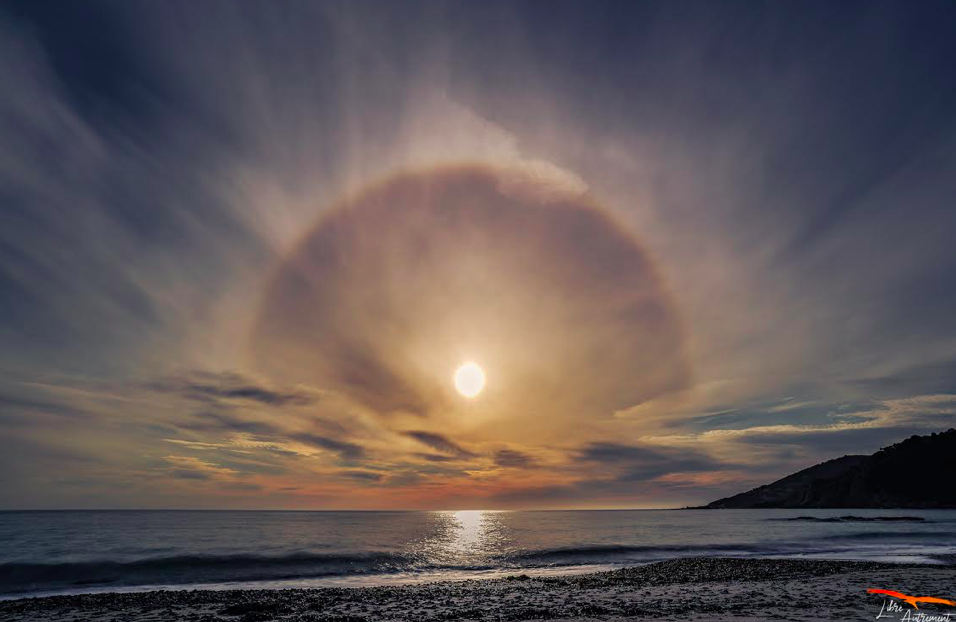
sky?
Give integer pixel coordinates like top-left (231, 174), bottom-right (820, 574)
top-left (1, 0), bottom-right (956, 510)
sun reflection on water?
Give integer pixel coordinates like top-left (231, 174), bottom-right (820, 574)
top-left (450, 510), bottom-right (484, 553)
top-left (416, 510), bottom-right (507, 568)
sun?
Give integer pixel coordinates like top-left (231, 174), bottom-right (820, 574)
top-left (454, 362), bottom-right (485, 398)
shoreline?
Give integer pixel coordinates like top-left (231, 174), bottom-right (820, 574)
top-left (0, 563), bottom-right (620, 602)
top-left (3, 557), bottom-right (956, 621)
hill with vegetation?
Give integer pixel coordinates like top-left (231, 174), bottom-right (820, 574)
top-left (704, 429), bottom-right (956, 508)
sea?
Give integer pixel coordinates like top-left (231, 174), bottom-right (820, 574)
top-left (2, 509), bottom-right (955, 598)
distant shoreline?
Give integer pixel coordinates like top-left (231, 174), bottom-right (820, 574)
top-left (3, 557), bottom-right (955, 622)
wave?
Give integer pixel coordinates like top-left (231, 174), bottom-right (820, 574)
top-left (0, 552), bottom-right (417, 594)
top-left (0, 544), bottom-right (786, 595)
top-left (6, 537), bottom-right (955, 596)
top-left (513, 542), bottom-right (779, 563)
top-left (818, 531), bottom-right (956, 541)
top-left (767, 516), bottom-right (927, 523)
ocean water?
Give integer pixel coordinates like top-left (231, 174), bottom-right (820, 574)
top-left (2, 509), bottom-right (955, 598)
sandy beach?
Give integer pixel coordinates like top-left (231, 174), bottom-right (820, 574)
top-left (3, 557), bottom-right (955, 622)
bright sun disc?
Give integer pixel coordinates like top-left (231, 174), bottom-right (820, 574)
top-left (454, 362), bottom-right (485, 398)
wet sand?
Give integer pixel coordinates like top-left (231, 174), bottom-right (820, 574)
top-left (3, 557), bottom-right (955, 622)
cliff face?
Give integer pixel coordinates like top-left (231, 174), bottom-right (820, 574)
top-left (705, 429), bottom-right (956, 509)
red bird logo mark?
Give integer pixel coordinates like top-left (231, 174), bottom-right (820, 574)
top-left (868, 588), bottom-right (956, 610)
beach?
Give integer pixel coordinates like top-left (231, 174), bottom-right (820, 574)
top-left (4, 557), bottom-right (955, 622)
